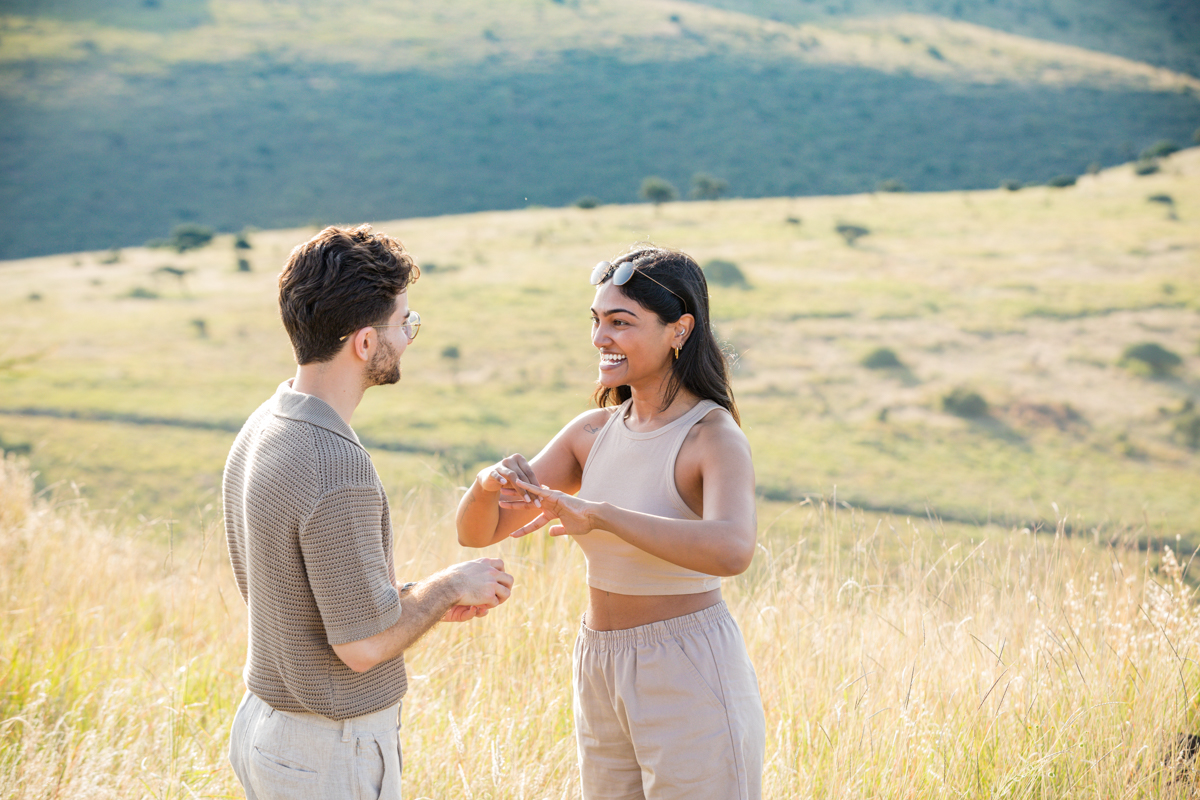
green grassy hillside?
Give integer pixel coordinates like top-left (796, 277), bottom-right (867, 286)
top-left (1, 0), bottom-right (1197, 258)
top-left (693, 0), bottom-right (1200, 76)
top-left (1, 149), bottom-right (1197, 542)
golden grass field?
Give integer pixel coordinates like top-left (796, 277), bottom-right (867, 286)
top-left (3, 448), bottom-right (1200, 798)
top-left (0, 148), bottom-right (1198, 797)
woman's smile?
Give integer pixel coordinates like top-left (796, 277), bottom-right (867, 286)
top-left (599, 352), bottom-right (627, 370)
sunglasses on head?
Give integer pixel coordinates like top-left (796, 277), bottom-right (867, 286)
top-left (590, 260), bottom-right (688, 315)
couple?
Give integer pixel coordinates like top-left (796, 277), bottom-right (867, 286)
top-left (223, 224), bottom-right (765, 800)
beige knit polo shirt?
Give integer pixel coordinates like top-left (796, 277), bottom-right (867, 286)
top-left (223, 380), bottom-right (405, 719)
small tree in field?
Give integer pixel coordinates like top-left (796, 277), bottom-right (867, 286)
top-left (170, 224), bottom-right (214, 253)
top-left (639, 176), bottom-right (678, 206)
top-left (1121, 342), bottom-right (1182, 377)
top-left (835, 223), bottom-right (870, 246)
top-left (690, 173), bottom-right (728, 200)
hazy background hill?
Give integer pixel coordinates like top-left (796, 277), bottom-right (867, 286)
top-left (693, 0), bottom-right (1200, 75)
top-left (0, 0), bottom-right (1197, 259)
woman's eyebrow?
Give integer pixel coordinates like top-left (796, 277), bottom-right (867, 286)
top-left (590, 306), bottom-right (640, 318)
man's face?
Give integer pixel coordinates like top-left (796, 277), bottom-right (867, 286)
top-left (365, 293), bottom-right (411, 387)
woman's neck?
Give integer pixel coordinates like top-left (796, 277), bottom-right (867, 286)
top-left (624, 382), bottom-right (699, 431)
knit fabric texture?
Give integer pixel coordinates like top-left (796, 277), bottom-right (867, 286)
top-left (223, 380), bottom-right (405, 720)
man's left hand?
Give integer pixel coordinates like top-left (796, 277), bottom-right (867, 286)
top-left (441, 605), bottom-right (489, 622)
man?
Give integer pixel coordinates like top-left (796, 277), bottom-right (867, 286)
top-left (223, 224), bottom-right (513, 799)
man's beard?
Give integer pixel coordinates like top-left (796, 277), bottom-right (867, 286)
top-left (365, 337), bottom-right (401, 387)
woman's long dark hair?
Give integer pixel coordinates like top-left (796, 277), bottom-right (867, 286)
top-left (592, 245), bottom-right (740, 426)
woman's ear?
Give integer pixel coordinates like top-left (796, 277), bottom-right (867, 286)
top-left (674, 313), bottom-right (695, 345)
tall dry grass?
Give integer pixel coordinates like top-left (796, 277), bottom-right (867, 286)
top-left (1, 455), bottom-right (1198, 798)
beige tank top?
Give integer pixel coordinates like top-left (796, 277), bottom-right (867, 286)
top-left (574, 398), bottom-right (724, 596)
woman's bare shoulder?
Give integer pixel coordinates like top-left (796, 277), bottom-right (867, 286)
top-left (689, 405), bottom-right (750, 454)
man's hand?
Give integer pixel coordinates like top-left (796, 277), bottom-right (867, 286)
top-left (333, 558), bottom-right (513, 671)
top-left (446, 557), bottom-right (514, 608)
top-left (442, 605), bottom-right (489, 623)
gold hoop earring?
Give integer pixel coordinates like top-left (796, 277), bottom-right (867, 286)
top-left (674, 346), bottom-right (680, 360)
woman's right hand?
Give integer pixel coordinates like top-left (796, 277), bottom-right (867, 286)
top-left (477, 454), bottom-right (542, 509)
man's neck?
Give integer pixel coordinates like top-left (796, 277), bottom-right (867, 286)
top-left (292, 362), bottom-right (365, 425)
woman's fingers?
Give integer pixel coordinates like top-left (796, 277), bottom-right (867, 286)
top-left (513, 479), bottom-right (553, 498)
top-left (509, 512), bottom-right (551, 538)
top-left (510, 454), bottom-right (539, 487)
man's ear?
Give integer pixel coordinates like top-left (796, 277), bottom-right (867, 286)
top-left (348, 327), bottom-right (374, 362)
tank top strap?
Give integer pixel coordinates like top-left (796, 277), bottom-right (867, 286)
top-left (660, 400), bottom-right (722, 518)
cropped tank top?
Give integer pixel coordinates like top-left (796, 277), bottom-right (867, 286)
top-left (574, 398), bottom-right (724, 596)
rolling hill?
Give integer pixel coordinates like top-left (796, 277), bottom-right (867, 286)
top-left (0, 0), bottom-right (1197, 259)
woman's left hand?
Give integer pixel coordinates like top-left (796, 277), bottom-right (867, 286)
top-left (509, 481), bottom-right (599, 538)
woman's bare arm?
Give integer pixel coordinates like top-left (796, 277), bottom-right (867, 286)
top-left (511, 412), bottom-right (757, 576)
top-left (456, 408), bottom-right (611, 547)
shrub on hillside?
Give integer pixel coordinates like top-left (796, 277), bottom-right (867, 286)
top-left (942, 387), bottom-right (988, 418)
top-left (1000, 180), bottom-right (1021, 191)
top-left (236, 257), bottom-right (251, 272)
top-left (861, 347), bottom-right (903, 369)
top-left (639, 176), bottom-right (678, 206)
top-left (835, 223), bottom-right (870, 246)
top-left (1174, 401), bottom-right (1200, 450)
top-left (1134, 160), bottom-right (1160, 176)
top-left (1120, 342), bottom-right (1182, 377)
top-left (702, 259), bottom-right (749, 288)
top-left (170, 224), bottom-right (214, 252)
top-left (690, 173), bottom-right (728, 200)
top-left (1141, 140), bottom-right (1179, 160)
top-left (1047, 175), bottom-right (1077, 188)
top-left (574, 196), bottom-right (600, 209)
top-left (1147, 194), bottom-right (1174, 205)
top-left (876, 178), bottom-right (906, 193)
top-left (234, 231), bottom-right (253, 250)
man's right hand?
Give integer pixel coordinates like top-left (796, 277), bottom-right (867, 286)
top-left (447, 557), bottom-right (513, 609)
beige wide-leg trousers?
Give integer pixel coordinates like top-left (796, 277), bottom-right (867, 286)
top-left (574, 601), bottom-right (766, 800)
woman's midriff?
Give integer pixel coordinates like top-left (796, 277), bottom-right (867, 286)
top-left (584, 587), bottom-right (722, 631)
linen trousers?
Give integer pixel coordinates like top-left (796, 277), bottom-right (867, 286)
top-left (229, 690), bottom-right (403, 800)
top-left (574, 601), bottom-right (766, 800)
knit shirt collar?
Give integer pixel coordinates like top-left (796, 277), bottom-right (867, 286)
top-left (270, 379), bottom-right (364, 448)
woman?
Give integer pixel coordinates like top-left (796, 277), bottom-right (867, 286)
top-left (456, 245), bottom-right (765, 799)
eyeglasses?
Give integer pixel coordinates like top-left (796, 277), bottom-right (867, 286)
top-left (338, 310), bottom-right (421, 343)
top-left (590, 260), bottom-right (688, 315)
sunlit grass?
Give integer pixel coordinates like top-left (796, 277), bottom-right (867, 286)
top-left (3, 455), bottom-right (1199, 798)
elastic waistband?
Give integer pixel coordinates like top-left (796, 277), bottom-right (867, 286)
top-left (579, 600), bottom-right (731, 651)
top-left (264, 695), bottom-right (401, 734)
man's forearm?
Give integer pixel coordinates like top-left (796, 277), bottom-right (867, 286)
top-left (332, 572), bottom-right (460, 673)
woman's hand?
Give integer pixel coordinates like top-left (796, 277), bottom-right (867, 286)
top-left (510, 480), bottom-right (600, 538)
top-left (477, 454), bottom-right (542, 510)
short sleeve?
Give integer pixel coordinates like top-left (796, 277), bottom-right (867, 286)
top-left (299, 484), bottom-right (401, 645)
